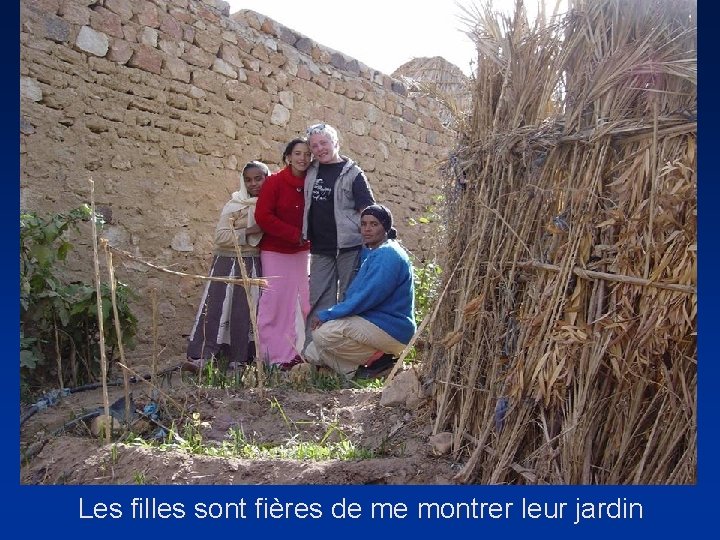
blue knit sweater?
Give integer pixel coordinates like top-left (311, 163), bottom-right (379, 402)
top-left (317, 240), bottom-right (416, 344)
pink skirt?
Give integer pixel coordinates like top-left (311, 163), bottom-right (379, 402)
top-left (257, 250), bottom-right (310, 365)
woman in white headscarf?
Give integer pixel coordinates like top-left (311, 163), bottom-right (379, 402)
top-left (186, 161), bottom-right (269, 371)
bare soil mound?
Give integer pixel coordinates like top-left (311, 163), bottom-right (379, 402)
top-left (20, 371), bottom-right (459, 485)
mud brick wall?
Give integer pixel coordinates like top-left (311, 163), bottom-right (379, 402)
top-left (20, 0), bottom-right (455, 362)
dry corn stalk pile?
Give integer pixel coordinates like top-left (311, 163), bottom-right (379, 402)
top-left (425, 0), bottom-right (696, 484)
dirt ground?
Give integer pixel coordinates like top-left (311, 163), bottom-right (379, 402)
top-left (20, 364), bottom-right (461, 485)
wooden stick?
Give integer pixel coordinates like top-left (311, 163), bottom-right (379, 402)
top-left (89, 178), bottom-right (111, 443)
top-left (103, 239), bottom-right (131, 426)
top-left (106, 244), bottom-right (267, 288)
top-left (557, 121), bottom-right (696, 144)
top-left (517, 259), bottom-right (696, 295)
top-left (229, 216), bottom-right (264, 395)
top-left (151, 288), bottom-right (158, 390)
top-left (53, 318), bottom-right (63, 390)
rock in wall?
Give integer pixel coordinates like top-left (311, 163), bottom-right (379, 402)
top-left (20, 0), bottom-right (456, 361)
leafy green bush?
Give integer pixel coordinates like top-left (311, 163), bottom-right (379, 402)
top-left (408, 194), bottom-right (445, 326)
top-left (398, 258), bottom-right (442, 364)
top-left (20, 205), bottom-right (137, 398)
top-left (413, 259), bottom-right (442, 325)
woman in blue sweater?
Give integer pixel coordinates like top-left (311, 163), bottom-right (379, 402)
top-left (304, 204), bottom-right (416, 378)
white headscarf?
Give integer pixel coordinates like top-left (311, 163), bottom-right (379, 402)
top-left (232, 177), bottom-right (258, 207)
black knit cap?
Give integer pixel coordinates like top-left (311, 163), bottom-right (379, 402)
top-left (361, 204), bottom-right (397, 239)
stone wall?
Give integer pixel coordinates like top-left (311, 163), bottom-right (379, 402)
top-left (20, 0), bottom-right (455, 361)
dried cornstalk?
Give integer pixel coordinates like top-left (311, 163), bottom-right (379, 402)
top-left (425, 0), bottom-right (696, 485)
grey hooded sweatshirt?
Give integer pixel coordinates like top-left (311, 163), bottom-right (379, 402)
top-left (301, 156), bottom-right (372, 249)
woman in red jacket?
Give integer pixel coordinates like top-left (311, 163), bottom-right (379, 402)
top-left (255, 138), bottom-right (312, 369)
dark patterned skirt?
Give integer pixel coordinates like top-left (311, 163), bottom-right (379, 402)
top-left (186, 254), bottom-right (261, 365)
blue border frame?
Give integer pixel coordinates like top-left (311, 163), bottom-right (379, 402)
top-left (7, 1), bottom-right (711, 537)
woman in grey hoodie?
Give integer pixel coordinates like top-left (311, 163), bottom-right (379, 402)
top-left (301, 123), bottom-right (375, 351)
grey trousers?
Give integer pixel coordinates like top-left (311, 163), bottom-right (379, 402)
top-left (304, 250), bottom-right (360, 348)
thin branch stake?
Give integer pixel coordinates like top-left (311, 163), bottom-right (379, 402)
top-left (151, 288), bottom-right (158, 390)
top-left (89, 178), bottom-right (111, 443)
top-left (103, 239), bottom-right (131, 427)
top-left (229, 216), bottom-right (265, 396)
top-left (107, 244), bottom-right (266, 288)
top-left (518, 259), bottom-right (696, 295)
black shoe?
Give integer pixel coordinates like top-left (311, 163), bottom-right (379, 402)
top-left (354, 354), bottom-right (396, 379)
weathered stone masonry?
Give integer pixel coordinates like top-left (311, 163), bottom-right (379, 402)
top-left (20, 0), bottom-right (455, 359)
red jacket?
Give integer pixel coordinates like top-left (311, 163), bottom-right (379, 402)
top-left (255, 166), bottom-right (311, 254)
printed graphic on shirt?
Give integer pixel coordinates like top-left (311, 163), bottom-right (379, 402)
top-left (312, 178), bottom-right (332, 201)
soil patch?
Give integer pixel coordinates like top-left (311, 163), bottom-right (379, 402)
top-left (20, 369), bottom-right (460, 485)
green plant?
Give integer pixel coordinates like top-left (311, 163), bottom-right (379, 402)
top-left (164, 424), bottom-right (374, 461)
top-left (20, 205), bottom-right (138, 398)
top-left (397, 257), bottom-right (443, 364)
top-left (269, 396), bottom-right (294, 429)
top-left (351, 377), bottom-right (385, 390)
top-left (307, 369), bottom-right (344, 390)
top-left (413, 259), bottom-right (443, 325)
top-left (110, 444), bottom-right (120, 464)
top-left (180, 412), bottom-right (208, 452)
top-left (188, 359), bottom-right (270, 389)
top-left (133, 472), bottom-right (146, 485)
top-left (407, 195), bottom-right (445, 326)
top-left (21, 206), bottom-right (91, 373)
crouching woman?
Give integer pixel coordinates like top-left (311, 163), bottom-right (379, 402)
top-left (304, 204), bottom-right (416, 378)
